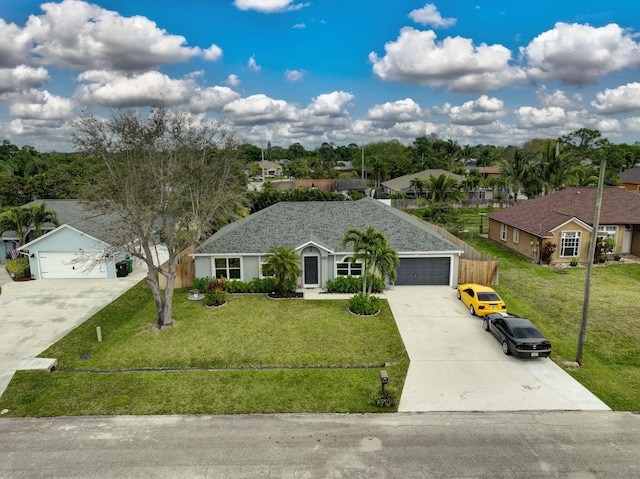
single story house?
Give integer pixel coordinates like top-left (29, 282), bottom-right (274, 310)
top-left (14, 199), bottom-right (129, 279)
top-left (619, 167), bottom-right (640, 192)
top-left (269, 178), bottom-right (368, 197)
top-left (381, 169), bottom-right (465, 197)
top-left (487, 187), bottom-right (640, 264)
top-left (192, 197), bottom-right (463, 288)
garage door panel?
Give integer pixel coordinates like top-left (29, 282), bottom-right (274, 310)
top-left (39, 252), bottom-right (107, 279)
top-left (396, 257), bottom-right (450, 285)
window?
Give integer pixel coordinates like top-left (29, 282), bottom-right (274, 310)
top-left (336, 256), bottom-right (363, 276)
top-left (513, 228), bottom-right (519, 243)
top-left (500, 224), bottom-right (507, 241)
top-left (214, 257), bottom-right (241, 279)
top-left (560, 231), bottom-right (581, 257)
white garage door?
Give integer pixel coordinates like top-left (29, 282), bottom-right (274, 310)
top-left (38, 252), bottom-right (107, 279)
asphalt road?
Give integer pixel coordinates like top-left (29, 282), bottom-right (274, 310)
top-left (1, 411), bottom-right (639, 478)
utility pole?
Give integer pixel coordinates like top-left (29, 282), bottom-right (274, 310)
top-left (576, 158), bottom-right (606, 366)
top-left (361, 144), bottom-right (365, 180)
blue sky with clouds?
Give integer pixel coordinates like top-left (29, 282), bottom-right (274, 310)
top-left (1, 0), bottom-right (640, 152)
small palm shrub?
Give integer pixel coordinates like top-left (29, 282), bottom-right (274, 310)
top-left (348, 293), bottom-right (380, 315)
top-left (191, 276), bottom-right (209, 294)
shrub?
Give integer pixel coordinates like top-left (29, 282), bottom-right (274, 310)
top-left (191, 276), bottom-right (209, 294)
top-left (325, 275), bottom-right (384, 294)
top-left (348, 293), bottom-right (380, 315)
top-left (370, 386), bottom-right (397, 407)
top-left (6, 257), bottom-right (30, 279)
top-left (204, 278), bottom-right (227, 306)
top-left (540, 242), bottom-right (557, 265)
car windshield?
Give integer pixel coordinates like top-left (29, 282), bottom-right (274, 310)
top-left (512, 326), bottom-right (544, 339)
top-left (477, 292), bottom-right (500, 302)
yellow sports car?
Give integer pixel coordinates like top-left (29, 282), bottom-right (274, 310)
top-left (456, 283), bottom-right (507, 316)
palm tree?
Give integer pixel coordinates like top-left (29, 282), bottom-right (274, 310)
top-left (28, 202), bottom-right (59, 237)
top-left (342, 226), bottom-right (387, 297)
top-left (425, 174), bottom-right (465, 204)
top-left (499, 149), bottom-right (529, 202)
top-left (368, 243), bottom-right (399, 295)
top-left (262, 245), bottom-right (301, 293)
top-left (409, 177), bottom-right (426, 198)
top-left (0, 207), bottom-right (32, 246)
top-left (536, 141), bottom-right (579, 195)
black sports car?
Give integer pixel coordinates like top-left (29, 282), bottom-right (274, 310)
top-left (483, 313), bottom-right (551, 359)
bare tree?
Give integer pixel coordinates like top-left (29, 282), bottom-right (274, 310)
top-left (72, 107), bottom-right (248, 329)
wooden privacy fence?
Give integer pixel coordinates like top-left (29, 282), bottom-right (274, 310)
top-left (422, 221), bottom-right (499, 286)
top-left (159, 244), bottom-right (196, 290)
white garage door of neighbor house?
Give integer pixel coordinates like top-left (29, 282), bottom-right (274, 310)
top-left (39, 252), bottom-right (107, 279)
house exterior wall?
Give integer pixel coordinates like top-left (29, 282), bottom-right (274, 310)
top-left (632, 225), bottom-right (640, 256)
top-left (621, 183), bottom-right (640, 192)
top-left (548, 222), bottom-right (593, 263)
top-left (488, 218), bottom-right (539, 262)
top-left (25, 227), bottom-right (116, 279)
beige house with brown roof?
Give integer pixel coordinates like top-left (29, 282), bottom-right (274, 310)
top-left (488, 187), bottom-right (640, 264)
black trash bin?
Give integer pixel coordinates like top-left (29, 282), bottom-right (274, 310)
top-left (116, 261), bottom-right (129, 277)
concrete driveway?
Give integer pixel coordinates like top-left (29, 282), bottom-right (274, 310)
top-left (0, 265), bottom-right (146, 398)
top-left (384, 286), bottom-right (610, 412)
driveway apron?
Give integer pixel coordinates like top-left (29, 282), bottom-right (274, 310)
top-left (0, 265), bottom-right (146, 398)
top-left (385, 286), bottom-right (610, 412)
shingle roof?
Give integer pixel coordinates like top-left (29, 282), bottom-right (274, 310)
top-left (193, 197), bottom-right (462, 255)
top-left (381, 169), bottom-right (465, 192)
top-left (22, 199), bottom-right (120, 245)
top-left (488, 187), bottom-right (640, 237)
top-left (620, 167), bottom-right (640, 185)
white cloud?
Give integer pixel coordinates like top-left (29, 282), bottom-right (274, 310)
top-left (0, 66), bottom-right (50, 94)
top-left (285, 69), bottom-right (305, 82)
top-left (248, 55), bottom-right (261, 72)
top-left (365, 98), bottom-right (424, 126)
top-left (23, 0), bottom-right (218, 72)
top-left (0, 19), bottom-right (33, 68)
top-left (522, 23), bottom-right (640, 84)
top-left (536, 86), bottom-right (582, 109)
top-left (515, 106), bottom-right (567, 129)
top-left (591, 83), bottom-right (640, 114)
top-left (304, 91), bottom-right (353, 117)
top-left (233, 0), bottom-right (309, 13)
top-left (448, 95), bottom-right (506, 125)
top-left (226, 74), bottom-right (241, 87)
top-left (8, 89), bottom-right (74, 121)
top-left (223, 94), bottom-right (299, 125)
top-left (369, 27), bottom-right (526, 93)
top-left (75, 70), bottom-right (239, 111)
top-left (408, 3), bottom-right (457, 29)
top-left (293, 23), bottom-right (306, 29)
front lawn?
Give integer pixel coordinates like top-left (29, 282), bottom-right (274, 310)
top-left (468, 236), bottom-right (640, 411)
top-left (0, 287), bottom-right (408, 416)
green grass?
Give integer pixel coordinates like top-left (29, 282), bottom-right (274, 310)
top-left (468, 236), bottom-right (640, 411)
top-left (0, 287), bottom-right (408, 416)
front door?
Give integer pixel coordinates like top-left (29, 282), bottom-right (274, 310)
top-left (303, 256), bottom-right (319, 287)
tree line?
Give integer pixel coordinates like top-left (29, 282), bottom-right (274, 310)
top-left (3, 128), bottom-right (639, 209)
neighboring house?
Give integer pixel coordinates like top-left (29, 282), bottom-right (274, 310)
top-left (192, 197), bottom-right (463, 287)
top-left (487, 187), bottom-right (640, 264)
top-left (619, 167), bottom-right (640, 192)
top-left (381, 169), bottom-right (465, 197)
top-left (269, 178), bottom-right (368, 197)
top-left (258, 160), bottom-right (283, 177)
top-left (13, 199), bottom-right (129, 279)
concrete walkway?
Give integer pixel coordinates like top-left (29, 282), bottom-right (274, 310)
top-left (383, 285), bottom-right (610, 412)
top-left (0, 263), bottom-right (146, 398)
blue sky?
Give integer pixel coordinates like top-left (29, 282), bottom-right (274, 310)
top-left (1, 0), bottom-right (640, 152)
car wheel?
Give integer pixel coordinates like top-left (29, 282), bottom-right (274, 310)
top-left (483, 318), bottom-right (490, 331)
top-left (456, 290), bottom-right (461, 300)
top-left (469, 304), bottom-right (475, 316)
top-left (502, 340), bottom-right (511, 355)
